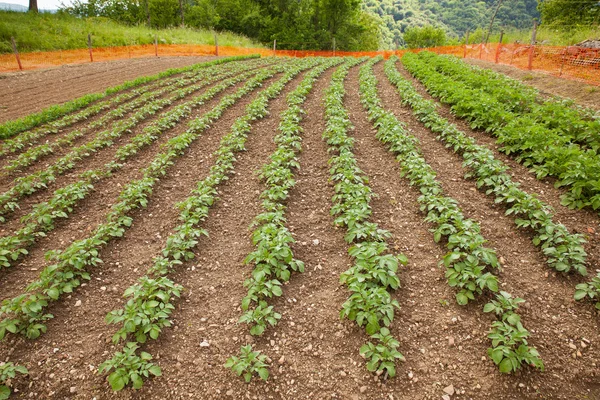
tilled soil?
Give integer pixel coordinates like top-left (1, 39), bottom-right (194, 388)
top-left (372, 60), bottom-right (600, 398)
top-left (0, 56), bottom-right (219, 122)
top-left (464, 59), bottom-right (600, 111)
top-left (1, 58), bottom-right (599, 400)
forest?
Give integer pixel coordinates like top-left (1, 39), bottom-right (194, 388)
top-left (59, 0), bottom-right (599, 50)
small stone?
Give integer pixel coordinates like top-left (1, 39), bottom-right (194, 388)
top-left (359, 386), bottom-right (367, 393)
top-left (581, 341), bottom-right (588, 349)
top-left (408, 371), bottom-right (413, 379)
top-left (278, 356), bottom-right (285, 364)
top-left (518, 383), bottom-right (525, 388)
top-left (226, 389), bottom-right (234, 396)
top-left (443, 385), bottom-right (455, 395)
top-left (69, 387), bottom-right (77, 394)
top-left (475, 384), bottom-right (481, 390)
top-left (442, 396), bottom-right (451, 400)
top-left (339, 371), bottom-right (347, 377)
top-left (74, 300), bottom-right (82, 307)
top-left (568, 343), bottom-right (577, 350)
top-left (100, 286), bottom-right (106, 291)
top-left (200, 340), bottom-right (210, 347)
top-left (312, 239), bottom-right (320, 246)
top-left (448, 337), bottom-right (455, 346)
top-left (499, 256), bottom-right (506, 265)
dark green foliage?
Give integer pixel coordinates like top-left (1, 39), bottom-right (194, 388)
top-left (539, 0), bottom-right (600, 27)
top-left (61, 0), bottom-right (379, 50)
top-left (362, 0), bottom-right (539, 48)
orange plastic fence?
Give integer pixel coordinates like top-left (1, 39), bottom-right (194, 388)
top-left (1, 42), bottom-right (598, 85)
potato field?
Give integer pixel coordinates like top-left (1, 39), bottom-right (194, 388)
top-left (0, 53), bottom-right (598, 400)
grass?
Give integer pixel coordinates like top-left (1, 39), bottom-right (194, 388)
top-left (0, 11), bottom-right (264, 54)
top-left (462, 25), bottom-right (600, 46)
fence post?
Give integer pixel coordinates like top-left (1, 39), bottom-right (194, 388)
top-left (559, 46), bottom-right (569, 76)
top-left (273, 39), bottom-right (276, 56)
top-left (87, 34), bottom-right (93, 62)
top-left (154, 35), bottom-right (158, 57)
top-left (333, 37), bottom-right (336, 57)
top-left (214, 34), bottom-right (219, 56)
top-left (495, 30), bottom-right (504, 63)
top-left (528, 20), bottom-right (538, 70)
top-left (463, 30), bottom-right (469, 58)
top-left (10, 37), bottom-right (23, 71)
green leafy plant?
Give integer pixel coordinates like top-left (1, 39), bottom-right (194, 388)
top-left (0, 362), bottom-right (28, 400)
top-left (359, 328), bottom-right (405, 378)
top-left (225, 345), bottom-right (269, 383)
top-left (99, 342), bottom-right (161, 391)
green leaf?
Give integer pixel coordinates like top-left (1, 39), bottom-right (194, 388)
top-left (108, 372), bottom-right (126, 391)
top-left (499, 357), bottom-right (514, 374)
top-left (574, 290), bottom-right (588, 301)
top-left (0, 386), bottom-right (11, 400)
top-left (148, 365), bottom-right (162, 377)
top-left (456, 292), bottom-right (468, 305)
top-left (257, 368), bottom-right (269, 381)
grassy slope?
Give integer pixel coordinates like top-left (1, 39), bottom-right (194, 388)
top-left (0, 11), bottom-right (264, 54)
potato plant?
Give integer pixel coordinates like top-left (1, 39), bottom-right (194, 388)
top-left (238, 58), bottom-right (341, 342)
top-left (0, 63), bottom-right (270, 221)
top-left (0, 362), bottom-right (28, 400)
top-left (359, 57), bottom-right (542, 374)
top-left (0, 55), bottom-right (260, 142)
top-left (322, 58), bottom-right (406, 378)
top-left (101, 58), bottom-right (322, 390)
top-left (403, 52), bottom-right (600, 213)
top-left (1, 57), bottom-right (274, 173)
top-left (0, 63), bottom-right (291, 343)
top-left (384, 56), bottom-right (588, 276)
top-left (0, 62), bottom-right (275, 270)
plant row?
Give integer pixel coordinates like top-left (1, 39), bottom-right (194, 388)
top-left (360, 57), bottom-right (543, 374)
top-left (0, 362), bottom-right (28, 400)
top-left (0, 63), bottom-right (272, 271)
top-left (0, 62), bottom-right (290, 343)
top-left (1, 58), bottom-right (275, 167)
top-left (100, 58), bottom-right (323, 391)
top-left (423, 53), bottom-right (600, 151)
top-left (0, 55), bottom-right (260, 140)
top-left (384, 56), bottom-right (588, 276)
top-left (319, 58), bottom-right (406, 379)
top-left (0, 60), bottom-right (275, 223)
top-left (227, 58), bottom-right (345, 385)
top-left (402, 52), bottom-right (600, 212)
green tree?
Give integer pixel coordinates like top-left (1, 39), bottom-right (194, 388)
top-left (539, 0), bottom-right (600, 26)
top-left (403, 25), bottom-right (446, 48)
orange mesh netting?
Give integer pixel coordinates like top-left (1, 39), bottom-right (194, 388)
top-left (1, 43), bottom-right (598, 85)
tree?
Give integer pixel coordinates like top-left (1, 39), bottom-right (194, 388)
top-left (29, 0), bottom-right (38, 12)
top-left (539, 0), bottom-right (600, 26)
top-left (403, 25), bottom-right (446, 48)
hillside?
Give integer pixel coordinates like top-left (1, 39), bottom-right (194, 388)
top-left (0, 11), bottom-right (263, 54)
top-left (364, 0), bottom-right (540, 48)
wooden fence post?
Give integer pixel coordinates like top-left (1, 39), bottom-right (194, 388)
top-left (273, 39), bottom-right (276, 56)
top-left (528, 20), bottom-right (538, 70)
top-left (87, 34), bottom-right (93, 62)
top-left (333, 37), bottom-right (336, 57)
top-left (10, 37), bottom-right (22, 71)
top-left (214, 34), bottom-right (219, 56)
top-left (154, 35), bottom-right (158, 57)
top-left (463, 30), bottom-right (469, 58)
top-left (495, 30), bottom-right (504, 63)
top-left (559, 46), bottom-right (569, 76)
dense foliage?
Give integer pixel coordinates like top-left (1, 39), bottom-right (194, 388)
top-left (62, 0), bottom-right (380, 50)
top-left (362, 0), bottom-right (539, 48)
top-left (539, 0), bottom-right (600, 27)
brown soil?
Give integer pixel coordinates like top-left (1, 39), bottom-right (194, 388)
top-left (1, 58), bottom-right (599, 400)
top-left (465, 59), bottom-right (600, 111)
top-left (0, 56), bottom-right (219, 122)
top-left (372, 60), bottom-right (600, 399)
